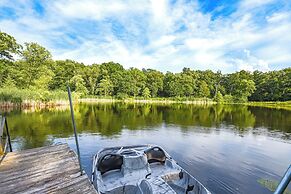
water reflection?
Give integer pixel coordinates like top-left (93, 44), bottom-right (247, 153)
top-left (1, 103), bottom-right (291, 194)
top-left (4, 103), bottom-right (290, 147)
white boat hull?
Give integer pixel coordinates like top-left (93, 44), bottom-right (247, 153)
top-left (92, 145), bottom-right (210, 194)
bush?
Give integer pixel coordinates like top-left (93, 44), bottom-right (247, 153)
top-left (223, 95), bottom-right (234, 103)
top-left (0, 87), bottom-right (69, 103)
top-left (233, 96), bottom-right (248, 103)
top-left (215, 91), bottom-right (224, 103)
top-left (116, 93), bottom-right (128, 100)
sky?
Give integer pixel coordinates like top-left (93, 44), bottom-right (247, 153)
top-left (0, 0), bottom-right (291, 73)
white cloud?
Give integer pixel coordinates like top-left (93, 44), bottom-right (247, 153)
top-left (149, 35), bottom-right (176, 49)
top-left (54, 0), bottom-right (126, 20)
top-left (0, 0), bottom-right (290, 73)
top-left (240, 0), bottom-right (276, 10)
top-left (231, 49), bottom-right (270, 72)
top-left (266, 12), bottom-right (290, 23)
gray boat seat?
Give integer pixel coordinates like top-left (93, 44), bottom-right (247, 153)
top-left (97, 154), bottom-right (123, 175)
top-left (121, 151), bottom-right (150, 177)
top-left (139, 179), bottom-right (153, 194)
top-left (145, 147), bottom-right (166, 164)
top-left (106, 185), bottom-right (139, 194)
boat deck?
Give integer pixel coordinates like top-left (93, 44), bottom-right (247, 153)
top-left (0, 143), bottom-right (97, 194)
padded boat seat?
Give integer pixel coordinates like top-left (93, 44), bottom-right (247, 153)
top-left (139, 179), bottom-right (153, 194)
top-left (97, 154), bottom-right (123, 175)
top-left (145, 147), bottom-right (166, 164)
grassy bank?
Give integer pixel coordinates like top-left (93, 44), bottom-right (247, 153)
top-left (0, 88), bottom-right (290, 110)
top-left (0, 88), bottom-right (71, 108)
top-left (80, 97), bottom-right (216, 105)
top-left (242, 101), bottom-right (291, 111)
top-left (80, 98), bottom-right (291, 110)
top-left (0, 88), bottom-right (215, 107)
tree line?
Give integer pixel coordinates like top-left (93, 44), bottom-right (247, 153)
top-left (0, 31), bottom-right (290, 102)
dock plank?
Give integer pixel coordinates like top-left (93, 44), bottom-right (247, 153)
top-left (0, 144), bottom-right (97, 194)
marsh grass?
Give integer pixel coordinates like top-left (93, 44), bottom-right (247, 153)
top-left (243, 101), bottom-right (291, 111)
top-left (0, 88), bottom-right (290, 110)
top-left (257, 178), bottom-right (291, 194)
top-left (0, 87), bottom-right (78, 107)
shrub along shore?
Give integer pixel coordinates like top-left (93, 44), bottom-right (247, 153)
top-left (0, 88), bottom-right (290, 111)
top-left (0, 89), bottom-right (216, 108)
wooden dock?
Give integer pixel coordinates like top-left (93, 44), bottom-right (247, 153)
top-left (0, 144), bottom-right (97, 194)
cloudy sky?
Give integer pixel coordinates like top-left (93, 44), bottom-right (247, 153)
top-left (0, 0), bottom-right (291, 72)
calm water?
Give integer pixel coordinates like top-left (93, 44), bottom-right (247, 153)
top-left (2, 103), bottom-right (291, 194)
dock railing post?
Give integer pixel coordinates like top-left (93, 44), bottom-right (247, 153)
top-left (274, 165), bottom-right (291, 194)
top-left (67, 86), bottom-right (83, 175)
top-left (4, 116), bottom-right (12, 152)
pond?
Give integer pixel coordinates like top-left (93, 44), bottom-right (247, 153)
top-left (1, 103), bottom-right (291, 194)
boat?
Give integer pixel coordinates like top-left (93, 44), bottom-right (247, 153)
top-left (91, 145), bottom-right (211, 194)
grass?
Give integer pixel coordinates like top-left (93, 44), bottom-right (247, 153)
top-left (243, 101), bottom-right (291, 111)
top-left (79, 96), bottom-right (216, 105)
top-left (0, 88), bottom-right (290, 109)
top-left (0, 87), bottom-right (78, 107)
top-left (258, 178), bottom-right (291, 194)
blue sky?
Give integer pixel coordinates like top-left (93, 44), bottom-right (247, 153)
top-left (0, 0), bottom-right (291, 73)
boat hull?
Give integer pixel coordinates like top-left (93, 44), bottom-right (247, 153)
top-left (92, 145), bottom-right (210, 194)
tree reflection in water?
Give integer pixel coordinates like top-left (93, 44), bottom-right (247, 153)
top-left (2, 103), bottom-right (290, 149)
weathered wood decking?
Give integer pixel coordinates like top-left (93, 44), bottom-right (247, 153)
top-left (0, 144), bottom-right (97, 194)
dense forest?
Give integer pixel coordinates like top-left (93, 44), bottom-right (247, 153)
top-left (0, 31), bottom-right (290, 103)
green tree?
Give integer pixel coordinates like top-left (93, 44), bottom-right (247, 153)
top-left (197, 70), bottom-right (217, 97)
top-left (99, 62), bottom-right (125, 96)
top-left (144, 69), bottom-right (164, 97)
top-left (214, 71), bottom-right (225, 97)
top-left (2, 75), bottom-right (16, 88)
top-left (1, 31), bottom-right (291, 103)
top-left (224, 71), bottom-right (256, 102)
top-left (178, 72), bottom-right (195, 96)
top-left (83, 64), bottom-right (100, 95)
top-left (97, 76), bottom-right (113, 96)
top-left (223, 95), bottom-right (234, 103)
top-left (19, 43), bottom-right (54, 88)
top-left (128, 68), bottom-right (146, 97)
top-left (233, 79), bottom-right (256, 102)
top-left (70, 75), bottom-right (88, 95)
top-left (0, 32), bottom-right (22, 87)
top-left (33, 74), bottom-right (54, 90)
top-left (0, 31), bottom-right (22, 61)
top-left (214, 91), bottom-right (223, 103)
top-left (198, 81), bottom-right (210, 97)
top-left (100, 62), bottom-right (124, 75)
top-left (114, 71), bottom-right (132, 96)
top-left (0, 60), bottom-right (9, 87)
top-left (250, 68), bottom-right (291, 101)
top-left (142, 87), bottom-right (151, 99)
top-left (281, 68), bottom-right (291, 101)
top-left (163, 72), bottom-right (183, 97)
top-left (50, 60), bottom-right (84, 90)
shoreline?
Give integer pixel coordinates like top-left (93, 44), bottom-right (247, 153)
top-left (79, 98), bottom-right (216, 104)
top-left (0, 98), bottom-right (290, 111)
top-left (240, 101), bottom-right (291, 111)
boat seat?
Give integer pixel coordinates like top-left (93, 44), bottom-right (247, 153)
top-left (145, 147), bottom-right (166, 164)
top-left (108, 185), bottom-right (139, 194)
top-left (97, 154), bottom-right (123, 175)
top-left (139, 179), bottom-right (153, 194)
